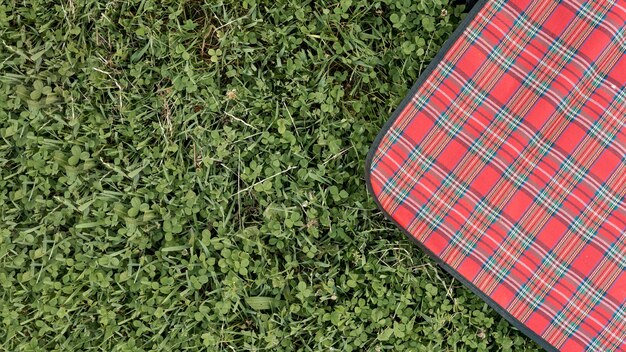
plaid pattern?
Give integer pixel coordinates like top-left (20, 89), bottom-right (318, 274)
top-left (367, 0), bottom-right (626, 350)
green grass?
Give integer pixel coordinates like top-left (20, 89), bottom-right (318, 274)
top-left (0, 0), bottom-right (540, 350)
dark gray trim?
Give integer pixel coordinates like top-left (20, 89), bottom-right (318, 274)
top-left (364, 1), bottom-right (557, 350)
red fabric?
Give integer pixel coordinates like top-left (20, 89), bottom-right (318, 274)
top-left (366, 0), bottom-right (626, 350)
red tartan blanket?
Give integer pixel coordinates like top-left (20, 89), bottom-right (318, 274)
top-left (365, 0), bottom-right (626, 350)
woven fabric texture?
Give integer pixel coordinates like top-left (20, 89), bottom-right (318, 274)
top-left (366, 0), bottom-right (626, 350)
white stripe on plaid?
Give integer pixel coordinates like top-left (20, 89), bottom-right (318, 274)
top-left (497, 1), bottom-right (624, 100)
top-left (374, 0), bottom-right (546, 214)
top-left (474, 7), bottom-right (626, 155)
top-left (443, 65), bottom-right (626, 199)
top-left (370, 168), bottom-right (626, 347)
top-left (383, 120), bottom-right (626, 331)
top-left (417, 77), bottom-right (626, 238)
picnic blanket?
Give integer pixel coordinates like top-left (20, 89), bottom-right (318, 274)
top-left (365, 1), bottom-right (626, 350)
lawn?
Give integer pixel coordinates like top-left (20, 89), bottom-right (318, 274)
top-left (0, 0), bottom-right (539, 350)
